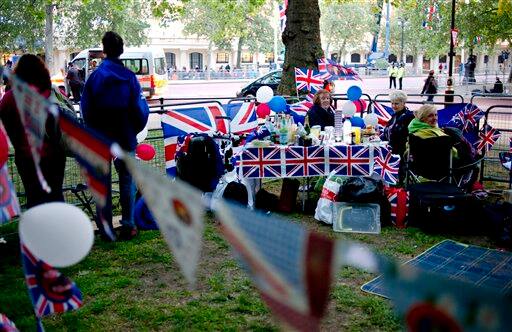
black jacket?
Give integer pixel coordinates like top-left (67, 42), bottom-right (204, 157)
top-left (381, 107), bottom-right (414, 157)
top-left (421, 76), bottom-right (438, 94)
top-left (307, 104), bottom-right (334, 130)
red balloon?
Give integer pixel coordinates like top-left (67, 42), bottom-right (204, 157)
top-left (256, 103), bottom-right (271, 119)
top-left (136, 143), bottom-right (156, 161)
top-left (353, 99), bottom-right (368, 113)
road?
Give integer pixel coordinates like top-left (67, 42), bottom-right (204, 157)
top-left (145, 75), bottom-right (510, 129)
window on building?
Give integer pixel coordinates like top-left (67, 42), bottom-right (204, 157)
top-left (165, 52), bottom-right (175, 68)
top-left (216, 52), bottom-right (229, 63)
top-left (241, 52), bottom-right (253, 63)
top-left (190, 52), bottom-right (203, 70)
top-left (350, 53), bottom-right (361, 63)
top-left (484, 55), bottom-right (489, 63)
top-left (331, 53), bottom-right (338, 62)
top-left (265, 52), bottom-right (274, 63)
top-left (406, 55), bottom-right (414, 63)
top-left (388, 54), bottom-right (397, 63)
top-left (439, 55), bottom-right (447, 63)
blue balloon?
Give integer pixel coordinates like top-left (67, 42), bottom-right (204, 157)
top-left (347, 85), bottom-right (363, 102)
top-left (268, 96), bottom-right (287, 113)
top-left (350, 116), bottom-right (365, 128)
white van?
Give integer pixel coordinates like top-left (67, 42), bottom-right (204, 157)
top-left (68, 47), bottom-right (168, 98)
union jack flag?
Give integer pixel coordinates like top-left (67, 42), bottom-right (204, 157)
top-left (20, 243), bottom-right (82, 320)
top-left (385, 187), bottom-right (409, 228)
top-left (461, 104), bottom-right (484, 132)
top-left (224, 102), bottom-right (258, 135)
top-left (239, 147), bottom-right (282, 178)
top-left (59, 110), bottom-right (116, 241)
top-left (328, 145), bottom-right (370, 176)
top-left (373, 147), bottom-right (400, 185)
top-left (0, 164), bottom-right (20, 225)
top-left (294, 68), bottom-right (327, 93)
top-left (279, 2), bottom-right (287, 33)
top-left (284, 146), bottom-right (325, 177)
top-left (214, 200), bottom-right (337, 331)
top-left (288, 100), bottom-right (313, 122)
top-left (161, 102), bottom-right (228, 176)
top-left (373, 102), bottom-right (394, 126)
top-left (474, 124), bottom-right (501, 153)
top-left (0, 314), bottom-right (18, 332)
top-left (317, 57), bottom-right (361, 81)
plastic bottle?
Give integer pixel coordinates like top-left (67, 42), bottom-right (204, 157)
top-left (279, 116), bottom-right (288, 145)
top-left (334, 108), bottom-right (343, 141)
top-left (343, 117), bottom-right (352, 145)
top-left (304, 115), bottom-right (311, 135)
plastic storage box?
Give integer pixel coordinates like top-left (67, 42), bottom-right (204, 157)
top-left (333, 202), bottom-right (381, 234)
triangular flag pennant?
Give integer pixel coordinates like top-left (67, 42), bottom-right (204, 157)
top-left (58, 111), bottom-right (116, 241)
top-left (20, 241), bottom-right (83, 331)
top-left (0, 313), bottom-right (18, 332)
top-left (10, 74), bottom-right (53, 192)
top-left (213, 200), bottom-right (338, 331)
top-left (121, 152), bottom-right (204, 287)
top-left (0, 164), bottom-right (21, 224)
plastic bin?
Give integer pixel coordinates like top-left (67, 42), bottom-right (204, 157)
top-left (333, 202), bottom-right (380, 234)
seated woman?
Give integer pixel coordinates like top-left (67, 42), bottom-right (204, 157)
top-left (381, 90), bottom-right (414, 158)
top-left (306, 89), bottom-right (334, 130)
top-left (408, 104), bottom-right (478, 189)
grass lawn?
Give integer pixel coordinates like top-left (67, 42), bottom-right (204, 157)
top-left (0, 182), bottom-right (498, 331)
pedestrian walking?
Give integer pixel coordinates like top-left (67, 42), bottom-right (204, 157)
top-left (388, 62), bottom-right (397, 89)
top-left (397, 63), bottom-right (405, 90)
top-left (66, 62), bottom-right (84, 102)
top-left (81, 31), bottom-right (150, 241)
top-left (421, 70), bottom-right (438, 102)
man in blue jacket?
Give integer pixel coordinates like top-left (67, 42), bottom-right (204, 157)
top-left (81, 31), bottom-right (149, 241)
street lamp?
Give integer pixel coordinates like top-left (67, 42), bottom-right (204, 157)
top-left (445, 0), bottom-right (456, 102)
top-left (398, 18), bottom-right (406, 64)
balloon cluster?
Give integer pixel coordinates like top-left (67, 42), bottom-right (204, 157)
top-left (255, 86), bottom-right (287, 118)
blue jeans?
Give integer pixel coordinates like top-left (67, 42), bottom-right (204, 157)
top-left (96, 155), bottom-right (136, 237)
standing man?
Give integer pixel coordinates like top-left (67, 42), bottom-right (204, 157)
top-left (81, 31), bottom-right (149, 241)
top-left (66, 62), bottom-right (84, 102)
top-left (397, 63), bottom-right (405, 90)
top-left (388, 62), bottom-right (397, 89)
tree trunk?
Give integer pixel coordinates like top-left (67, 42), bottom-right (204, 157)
top-left (207, 41), bottom-right (212, 80)
top-left (338, 40), bottom-right (346, 65)
top-left (278, 0), bottom-right (323, 96)
top-left (45, 4), bottom-right (55, 75)
top-left (236, 36), bottom-right (244, 69)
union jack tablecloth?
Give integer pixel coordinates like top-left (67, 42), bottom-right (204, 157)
top-left (237, 143), bottom-right (400, 184)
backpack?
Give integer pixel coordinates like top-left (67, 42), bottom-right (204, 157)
top-left (48, 87), bottom-right (79, 156)
top-left (175, 134), bottom-right (224, 193)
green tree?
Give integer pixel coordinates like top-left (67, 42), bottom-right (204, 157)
top-left (320, 0), bottom-right (377, 61)
top-left (0, 0), bottom-right (45, 53)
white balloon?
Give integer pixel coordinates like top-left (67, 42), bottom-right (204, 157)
top-left (256, 86), bottom-right (274, 103)
top-left (342, 101), bottom-right (357, 117)
top-left (364, 113), bottom-right (379, 127)
top-left (19, 202), bottom-right (94, 267)
top-left (136, 126), bottom-right (148, 143)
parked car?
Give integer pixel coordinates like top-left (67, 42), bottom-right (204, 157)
top-left (236, 70), bottom-right (282, 97)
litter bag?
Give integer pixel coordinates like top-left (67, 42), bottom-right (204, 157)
top-left (314, 173), bottom-right (344, 224)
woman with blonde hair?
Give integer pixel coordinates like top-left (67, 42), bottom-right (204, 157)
top-left (408, 104), bottom-right (446, 138)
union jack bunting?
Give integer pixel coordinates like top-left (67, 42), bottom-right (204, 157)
top-left (317, 57), bottom-right (361, 81)
top-left (474, 124), bottom-right (501, 153)
top-left (0, 164), bottom-right (20, 225)
top-left (214, 201), bottom-right (337, 331)
top-left (10, 74), bottom-right (52, 192)
top-left (20, 243), bottom-right (82, 322)
top-left (373, 147), bottom-right (400, 185)
top-left (224, 102), bottom-right (258, 135)
top-left (373, 102), bottom-right (394, 126)
top-left (161, 102), bottom-right (228, 176)
top-left (284, 146), bottom-right (326, 177)
top-left (58, 110), bottom-right (116, 241)
top-left (0, 314), bottom-right (18, 332)
top-left (239, 147), bottom-right (282, 178)
top-left (328, 145), bottom-right (370, 176)
top-left (294, 68), bottom-right (327, 93)
top-left (461, 103), bottom-right (484, 132)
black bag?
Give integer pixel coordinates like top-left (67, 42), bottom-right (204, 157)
top-left (176, 135), bottom-right (224, 193)
top-left (223, 181), bottom-right (248, 206)
top-left (255, 189), bottom-right (279, 212)
top-left (408, 182), bottom-right (479, 233)
top-left (482, 202), bottom-right (512, 249)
